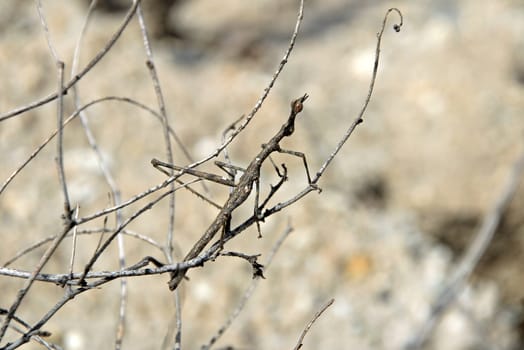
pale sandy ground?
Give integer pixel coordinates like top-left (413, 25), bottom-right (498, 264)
top-left (1, 1), bottom-right (523, 349)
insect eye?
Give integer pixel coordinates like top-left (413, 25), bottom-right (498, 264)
top-left (292, 100), bottom-right (304, 113)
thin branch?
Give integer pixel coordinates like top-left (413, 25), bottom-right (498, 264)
top-left (162, 0), bottom-right (306, 175)
top-left (0, 309), bottom-right (56, 350)
top-left (37, 0), bottom-right (73, 218)
top-left (247, 8), bottom-right (404, 222)
top-left (0, 2), bottom-right (78, 341)
top-left (2, 246), bottom-right (213, 350)
top-left (3, 229), bottom-right (164, 269)
top-left (0, 94), bottom-right (212, 227)
top-left (216, 0), bottom-right (306, 151)
top-left (68, 2), bottom-right (129, 347)
top-left (0, 222), bottom-right (74, 342)
top-left (36, 0), bottom-right (59, 62)
top-left (77, 179), bottom-right (201, 286)
top-left (202, 224), bottom-right (293, 350)
top-left (0, 0), bottom-right (141, 123)
top-left (136, 3), bottom-right (177, 262)
top-left (55, 60), bottom-right (72, 219)
top-left (293, 298), bottom-right (335, 350)
top-left (406, 148), bottom-right (524, 349)
top-left (0, 95), bottom-right (179, 196)
top-left (68, 205), bottom-right (80, 277)
top-left (313, 8), bottom-right (403, 183)
top-left (0, 245), bottom-right (223, 286)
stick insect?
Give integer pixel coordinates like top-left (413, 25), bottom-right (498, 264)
top-left (151, 93), bottom-right (317, 291)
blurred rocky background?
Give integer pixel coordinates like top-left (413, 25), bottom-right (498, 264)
top-left (0, 0), bottom-right (523, 349)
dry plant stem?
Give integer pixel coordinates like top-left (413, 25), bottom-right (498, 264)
top-left (135, 5), bottom-right (182, 347)
top-left (4, 276), bottom-right (111, 350)
top-left (314, 8), bottom-right (403, 183)
top-left (55, 61), bottom-right (72, 217)
top-left (173, 290), bottom-right (182, 350)
top-left (0, 222), bottom-right (283, 287)
top-left (165, 94), bottom-right (313, 291)
top-left (1, 96), bottom-right (145, 195)
top-left (159, 0), bottom-right (305, 177)
top-left (0, 0), bottom-right (140, 123)
top-left (3, 246), bottom-right (207, 350)
top-left (69, 2), bottom-right (129, 347)
top-left (76, 178), bottom-right (200, 286)
top-left (3, 324), bottom-right (53, 350)
top-left (407, 148), bottom-right (524, 349)
top-left (3, 228), bottom-right (163, 268)
top-left (1, 250), bottom-right (211, 286)
top-left (0, 3), bottom-right (75, 341)
top-left (0, 93), bottom-right (210, 225)
top-left (251, 8), bottom-right (404, 221)
top-left (136, 4), bottom-right (177, 260)
top-left (0, 222), bottom-right (73, 342)
top-left (0, 309), bottom-right (52, 346)
top-left (216, 0), bottom-right (305, 150)
top-left (68, 205), bottom-right (80, 277)
top-left (36, 0), bottom-right (59, 62)
top-left (71, 8), bottom-right (120, 197)
top-left (293, 298), bottom-right (335, 350)
top-left (0, 225), bottom-right (295, 348)
top-left (202, 224), bottom-right (293, 350)
top-left (1, 95), bottom-right (203, 214)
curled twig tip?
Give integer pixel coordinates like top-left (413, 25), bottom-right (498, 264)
top-left (387, 8), bottom-right (404, 33)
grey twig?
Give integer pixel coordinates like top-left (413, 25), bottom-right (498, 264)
top-left (76, 179), bottom-right (201, 286)
top-left (202, 223), bottom-right (293, 350)
top-left (38, 0), bottom-right (73, 219)
top-left (314, 8), bottom-right (403, 183)
top-left (293, 298), bottom-right (335, 350)
top-left (406, 148), bottom-right (524, 349)
top-left (69, 1), bottom-right (130, 347)
top-left (0, 0), bottom-right (141, 123)
top-left (0, 222), bottom-right (74, 341)
top-left (136, 3), bottom-right (177, 261)
top-left (2, 228), bottom-right (164, 268)
top-left (135, 5), bottom-right (182, 348)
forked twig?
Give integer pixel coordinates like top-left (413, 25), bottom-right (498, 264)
top-left (0, 0), bottom-right (141, 123)
top-left (0, 222), bottom-right (74, 341)
top-left (76, 178), bottom-right (202, 286)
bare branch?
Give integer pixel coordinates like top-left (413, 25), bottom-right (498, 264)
top-left (314, 8), bottom-right (403, 182)
top-left (0, 222), bottom-right (73, 341)
top-left (0, 0), bottom-right (141, 122)
top-left (293, 298), bottom-right (335, 350)
top-left (165, 0), bottom-right (306, 174)
top-left (136, 3), bottom-right (177, 263)
top-left (406, 148), bottom-right (524, 349)
top-left (202, 223), bottom-right (293, 350)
